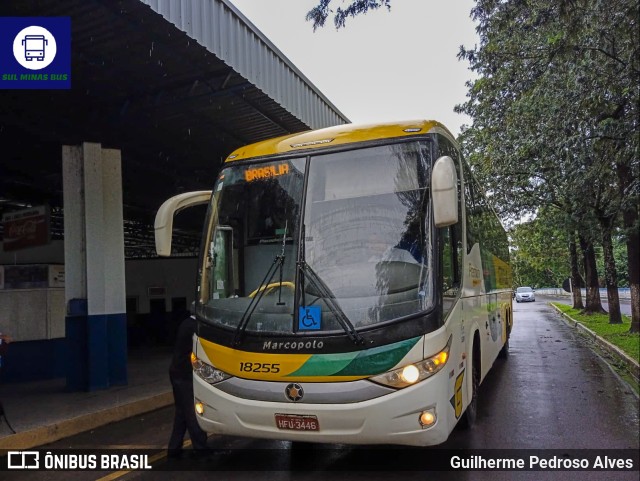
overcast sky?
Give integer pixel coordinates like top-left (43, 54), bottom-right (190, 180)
top-left (228, 0), bottom-right (479, 136)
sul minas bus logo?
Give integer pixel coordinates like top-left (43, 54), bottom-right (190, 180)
top-left (0, 17), bottom-right (71, 89)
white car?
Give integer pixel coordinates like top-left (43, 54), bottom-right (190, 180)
top-left (515, 286), bottom-right (535, 302)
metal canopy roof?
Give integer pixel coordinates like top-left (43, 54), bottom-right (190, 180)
top-left (0, 0), bottom-right (348, 258)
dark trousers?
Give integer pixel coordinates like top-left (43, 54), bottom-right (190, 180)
top-left (168, 377), bottom-right (208, 452)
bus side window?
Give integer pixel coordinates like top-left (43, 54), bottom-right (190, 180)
top-left (209, 226), bottom-right (234, 299)
top-left (442, 221), bottom-right (462, 310)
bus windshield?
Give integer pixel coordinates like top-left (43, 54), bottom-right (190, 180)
top-left (199, 141), bottom-right (433, 336)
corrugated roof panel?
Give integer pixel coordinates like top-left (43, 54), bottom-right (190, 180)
top-left (140, 0), bottom-right (348, 129)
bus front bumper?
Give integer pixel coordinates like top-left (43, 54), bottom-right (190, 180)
top-left (192, 374), bottom-right (454, 447)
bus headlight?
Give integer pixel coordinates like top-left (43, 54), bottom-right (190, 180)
top-left (369, 336), bottom-right (451, 389)
top-left (191, 352), bottom-right (231, 384)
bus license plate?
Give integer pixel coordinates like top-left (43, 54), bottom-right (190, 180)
top-left (275, 414), bottom-right (319, 431)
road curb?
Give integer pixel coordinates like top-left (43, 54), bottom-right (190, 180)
top-left (549, 303), bottom-right (640, 384)
top-left (0, 391), bottom-right (173, 451)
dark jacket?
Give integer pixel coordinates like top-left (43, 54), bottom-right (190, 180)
top-left (169, 316), bottom-right (196, 382)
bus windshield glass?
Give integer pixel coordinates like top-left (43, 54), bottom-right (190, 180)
top-left (199, 141), bottom-right (433, 335)
top-left (303, 142), bottom-right (433, 326)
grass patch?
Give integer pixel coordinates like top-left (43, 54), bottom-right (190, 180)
top-left (552, 303), bottom-right (639, 363)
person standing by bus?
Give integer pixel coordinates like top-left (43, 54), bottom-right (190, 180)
top-left (0, 331), bottom-right (16, 434)
top-left (0, 332), bottom-right (12, 379)
top-left (167, 313), bottom-right (208, 458)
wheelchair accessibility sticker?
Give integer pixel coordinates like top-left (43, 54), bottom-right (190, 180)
top-left (298, 306), bottom-right (321, 330)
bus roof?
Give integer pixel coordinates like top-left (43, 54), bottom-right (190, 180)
top-left (224, 120), bottom-right (455, 162)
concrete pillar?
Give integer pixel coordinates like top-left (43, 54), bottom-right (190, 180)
top-left (62, 143), bottom-right (127, 391)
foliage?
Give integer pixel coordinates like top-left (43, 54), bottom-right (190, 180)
top-left (456, 0), bottom-right (639, 326)
top-left (511, 213), bottom-right (630, 288)
top-left (306, 0), bottom-right (392, 30)
top-left (596, 233), bottom-right (629, 287)
top-left (305, 0), bottom-right (640, 329)
top-left (457, 0), bottom-right (639, 227)
top-left (509, 209), bottom-right (570, 287)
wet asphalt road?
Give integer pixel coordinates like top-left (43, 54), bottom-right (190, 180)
top-left (7, 300), bottom-right (639, 481)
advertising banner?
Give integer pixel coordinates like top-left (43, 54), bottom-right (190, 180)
top-left (2, 205), bottom-right (51, 251)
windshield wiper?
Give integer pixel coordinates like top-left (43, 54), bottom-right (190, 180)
top-left (297, 227), bottom-right (364, 345)
top-left (298, 261), bottom-right (364, 345)
top-left (234, 224), bottom-right (365, 347)
top-left (233, 223), bottom-right (288, 346)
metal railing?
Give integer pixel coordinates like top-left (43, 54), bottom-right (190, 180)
top-left (534, 288), bottom-right (631, 299)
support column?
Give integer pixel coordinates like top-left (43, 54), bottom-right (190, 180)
top-left (62, 143), bottom-right (127, 391)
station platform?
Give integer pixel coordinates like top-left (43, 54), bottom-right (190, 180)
top-left (0, 347), bottom-right (173, 451)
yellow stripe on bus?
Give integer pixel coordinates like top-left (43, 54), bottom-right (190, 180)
top-left (197, 338), bottom-right (367, 382)
top-left (198, 337), bottom-right (309, 380)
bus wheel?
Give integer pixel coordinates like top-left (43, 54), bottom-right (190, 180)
top-left (498, 338), bottom-right (509, 359)
top-left (461, 347), bottom-right (479, 429)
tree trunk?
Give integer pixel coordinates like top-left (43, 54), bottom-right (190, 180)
top-left (578, 233), bottom-right (605, 314)
top-left (615, 160), bottom-right (639, 332)
top-left (623, 208), bottom-right (640, 333)
top-left (600, 224), bottom-right (622, 324)
top-left (569, 234), bottom-right (584, 309)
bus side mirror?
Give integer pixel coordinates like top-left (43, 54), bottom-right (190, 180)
top-left (154, 191), bottom-right (212, 256)
top-left (432, 156), bottom-right (459, 227)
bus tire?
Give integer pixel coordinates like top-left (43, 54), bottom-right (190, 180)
top-left (498, 307), bottom-right (511, 359)
top-left (461, 338), bottom-right (480, 429)
top-left (498, 338), bottom-right (509, 359)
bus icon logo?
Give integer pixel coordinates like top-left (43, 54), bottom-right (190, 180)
top-left (7, 451), bottom-right (40, 469)
top-left (22, 34), bottom-right (48, 61)
top-left (12, 26), bottom-right (57, 70)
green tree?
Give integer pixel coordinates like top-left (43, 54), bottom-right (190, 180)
top-left (456, 0), bottom-right (639, 329)
top-left (306, 0), bottom-right (639, 331)
top-left (306, 0), bottom-right (391, 30)
top-left (509, 209), bottom-right (571, 288)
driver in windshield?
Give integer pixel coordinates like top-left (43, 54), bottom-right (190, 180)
top-left (368, 216), bottom-right (423, 265)
top-left (368, 232), bottom-right (419, 264)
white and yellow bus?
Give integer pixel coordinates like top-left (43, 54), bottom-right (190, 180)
top-left (155, 120), bottom-right (512, 446)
